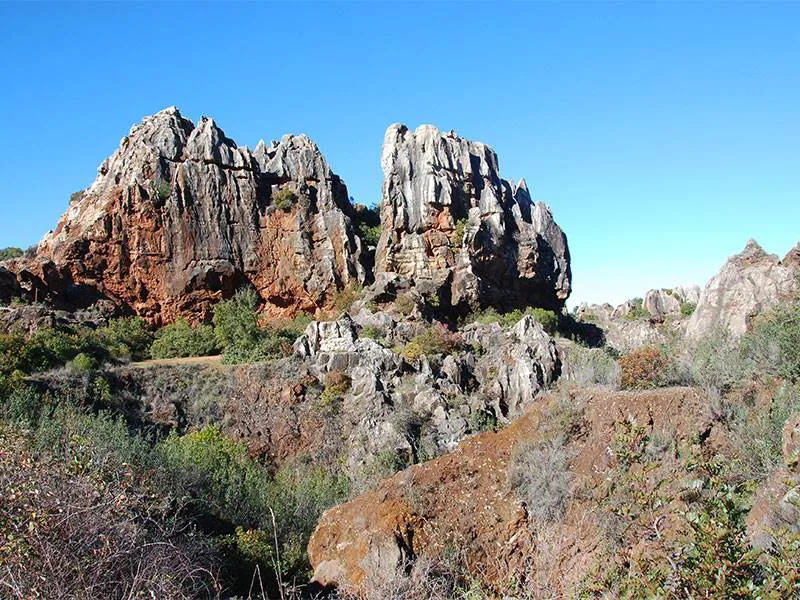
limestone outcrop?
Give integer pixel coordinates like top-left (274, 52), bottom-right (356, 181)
top-left (375, 124), bottom-right (571, 313)
top-left (32, 107), bottom-right (364, 323)
top-left (687, 240), bottom-right (800, 339)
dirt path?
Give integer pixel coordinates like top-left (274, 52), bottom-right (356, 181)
top-left (131, 354), bottom-right (224, 368)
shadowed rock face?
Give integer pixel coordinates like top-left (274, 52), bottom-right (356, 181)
top-left (375, 124), bottom-right (571, 313)
top-left (687, 240), bottom-right (800, 339)
top-left (34, 107), bottom-right (365, 323)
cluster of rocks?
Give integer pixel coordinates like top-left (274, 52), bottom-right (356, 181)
top-left (1, 110), bottom-right (573, 325)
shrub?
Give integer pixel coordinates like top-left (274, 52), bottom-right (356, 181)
top-left (740, 300), bottom-right (800, 382)
top-left (0, 246), bottom-right (23, 262)
top-left (394, 292), bottom-right (417, 316)
top-left (732, 383), bottom-right (800, 482)
top-left (151, 318), bottom-right (219, 359)
top-left (213, 289), bottom-right (292, 363)
top-left (470, 306), bottom-right (558, 333)
top-left (329, 284), bottom-right (363, 315)
top-left (623, 297), bottom-right (650, 320)
top-left (507, 437), bottom-right (572, 523)
top-left (97, 316), bottom-right (154, 360)
top-left (320, 370), bottom-right (351, 406)
top-left (682, 327), bottom-right (746, 399)
top-left (680, 301), bottom-right (697, 316)
top-left (156, 181), bottom-right (171, 201)
top-left (618, 345), bottom-right (670, 389)
top-left (467, 407), bottom-right (497, 434)
top-left (68, 352), bottom-right (96, 372)
top-left (403, 323), bottom-right (463, 362)
top-left (2, 327), bottom-right (108, 375)
top-left (1, 414), bottom-right (218, 599)
top-left (451, 218), bottom-right (468, 247)
top-left (4, 385), bottom-right (42, 425)
top-left (352, 203), bottom-right (382, 247)
top-left (272, 186), bottom-right (297, 211)
top-left (561, 345), bottom-right (621, 387)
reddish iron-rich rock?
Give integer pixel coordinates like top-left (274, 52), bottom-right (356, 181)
top-left (375, 124), bottom-right (571, 313)
top-left (308, 387), bottom-right (717, 595)
top-left (27, 107), bottom-right (364, 324)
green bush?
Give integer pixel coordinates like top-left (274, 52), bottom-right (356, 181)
top-left (151, 318), bottom-right (219, 359)
top-left (156, 181), bottom-right (171, 201)
top-left (320, 370), bottom-right (351, 406)
top-left (680, 301), bottom-right (697, 316)
top-left (403, 323), bottom-right (463, 362)
top-left (0, 327), bottom-right (108, 376)
top-left (624, 297), bottom-right (650, 320)
top-left (272, 186), bottom-right (297, 211)
top-left (352, 203), bottom-right (382, 246)
top-left (97, 316), bottom-right (154, 360)
top-left (159, 425), bottom-right (348, 579)
top-left (0, 246), bottom-right (23, 262)
top-left (451, 218), bottom-right (468, 247)
top-left (68, 352), bottom-right (96, 372)
top-left (740, 300), bottom-right (800, 382)
top-left (212, 289), bottom-right (292, 363)
top-left (470, 306), bottom-right (558, 333)
top-left (731, 383), bottom-right (800, 482)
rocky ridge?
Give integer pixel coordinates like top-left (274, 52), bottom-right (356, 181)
top-left (687, 239), bottom-right (800, 339)
top-left (13, 107), bottom-right (366, 323)
top-left (375, 124), bottom-right (571, 313)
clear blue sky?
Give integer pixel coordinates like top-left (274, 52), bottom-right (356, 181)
top-left (1, 2), bottom-right (797, 307)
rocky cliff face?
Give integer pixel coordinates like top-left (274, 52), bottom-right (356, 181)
top-left (687, 240), bottom-right (800, 339)
top-left (375, 124), bottom-right (571, 313)
top-left (34, 107), bottom-right (364, 323)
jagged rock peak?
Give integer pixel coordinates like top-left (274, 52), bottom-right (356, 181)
top-left (32, 107), bottom-right (364, 323)
top-left (375, 123), bottom-right (571, 312)
top-left (687, 239), bottom-right (800, 339)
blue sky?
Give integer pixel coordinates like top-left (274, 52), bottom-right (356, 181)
top-left (0, 2), bottom-right (797, 306)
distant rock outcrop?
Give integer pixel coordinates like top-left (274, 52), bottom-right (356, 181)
top-left (31, 107), bottom-right (364, 323)
top-left (687, 240), bottom-right (800, 339)
top-left (375, 124), bottom-right (571, 313)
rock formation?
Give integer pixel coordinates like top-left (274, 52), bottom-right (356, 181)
top-left (31, 107), bottom-right (364, 323)
top-left (375, 124), bottom-right (571, 313)
top-left (687, 240), bottom-right (800, 339)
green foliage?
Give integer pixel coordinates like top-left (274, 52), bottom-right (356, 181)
top-left (97, 316), bottom-right (154, 360)
top-left (469, 306), bottom-right (558, 333)
top-left (680, 301), bottom-right (697, 316)
top-left (393, 292), bottom-right (417, 316)
top-left (624, 297), bottom-right (650, 320)
top-left (731, 383), bottom-right (800, 482)
top-left (329, 284), bottom-right (363, 315)
top-left (741, 300), bottom-right (800, 382)
top-left (0, 327), bottom-right (109, 376)
top-left (562, 345), bottom-right (621, 387)
top-left (467, 408), bottom-right (497, 434)
top-left (319, 370), bottom-right (351, 406)
top-left (159, 425), bottom-right (349, 579)
top-left (67, 352), bottom-right (96, 372)
top-left (0, 246), bottom-right (23, 262)
top-left (212, 288), bottom-right (293, 363)
top-left (150, 318), bottom-right (219, 359)
top-left (272, 186), bottom-right (297, 210)
top-left (403, 323), bottom-right (463, 362)
top-left (451, 218), bottom-right (468, 247)
top-left (352, 203), bottom-right (382, 246)
top-left (4, 385), bottom-right (42, 425)
top-left (156, 181), bottom-right (171, 201)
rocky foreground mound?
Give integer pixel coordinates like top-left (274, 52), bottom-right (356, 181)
top-left (376, 124), bottom-right (571, 312)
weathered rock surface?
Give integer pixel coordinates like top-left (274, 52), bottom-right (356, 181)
top-left (643, 285), bottom-right (699, 321)
top-left (375, 124), bottom-right (571, 313)
top-left (308, 387), bottom-right (718, 594)
top-left (687, 240), bottom-right (800, 340)
top-left (30, 107), bottom-right (364, 323)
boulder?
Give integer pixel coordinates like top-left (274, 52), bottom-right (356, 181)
top-left (687, 240), bottom-right (800, 339)
top-left (375, 124), bottom-right (571, 313)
